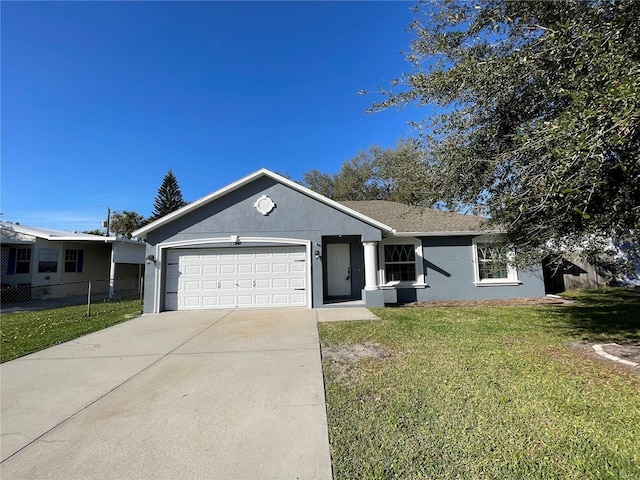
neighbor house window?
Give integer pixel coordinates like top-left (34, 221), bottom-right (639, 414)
top-left (38, 248), bottom-right (59, 273)
top-left (64, 249), bottom-right (83, 273)
top-left (380, 238), bottom-right (425, 286)
top-left (16, 248), bottom-right (31, 273)
top-left (7, 247), bottom-right (31, 274)
top-left (473, 238), bottom-right (519, 285)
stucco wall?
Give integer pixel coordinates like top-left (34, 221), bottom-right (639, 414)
top-left (417, 237), bottom-right (546, 302)
top-left (143, 177), bottom-right (383, 312)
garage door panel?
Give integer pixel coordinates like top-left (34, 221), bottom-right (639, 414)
top-left (183, 297), bottom-right (201, 308)
top-left (237, 295), bottom-right (253, 306)
top-left (272, 294), bottom-right (289, 304)
top-left (165, 246), bottom-right (307, 310)
top-left (202, 280), bottom-right (218, 290)
top-left (290, 263), bottom-right (305, 273)
top-left (238, 264), bottom-right (253, 274)
top-left (202, 297), bottom-right (219, 307)
top-left (290, 293), bottom-right (306, 303)
top-left (272, 263), bottom-right (288, 273)
top-left (272, 278), bottom-right (288, 288)
top-left (183, 281), bottom-right (201, 291)
top-left (219, 295), bottom-right (236, 307)
top-left (220, 264), bottom-right (236, 274)
top-left (255, 263), bottom-right (271, 273)
top-left (183, 265), bottom-right (200, 275)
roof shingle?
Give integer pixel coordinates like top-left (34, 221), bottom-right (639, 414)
top-left (340, 200), bottom-right (489, 234)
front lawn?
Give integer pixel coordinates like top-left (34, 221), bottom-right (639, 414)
top-left (1, 299), bottom-right (142, 363)
top-left (319, 289), bottom-right (640, 479)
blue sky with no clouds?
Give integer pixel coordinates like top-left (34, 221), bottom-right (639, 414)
top-left (2, 1), bottom-right (426, 232)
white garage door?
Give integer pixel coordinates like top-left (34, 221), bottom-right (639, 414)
top-left (164, 246), bottom-right (308, 310)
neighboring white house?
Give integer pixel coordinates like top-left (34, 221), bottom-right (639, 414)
top-left (1, 221), bottom-right (145, 302)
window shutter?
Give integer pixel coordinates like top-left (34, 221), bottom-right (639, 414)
top-left (77, 250), bottom-right (84, 273)
top-left (7, 248), bottom-right (16, 275)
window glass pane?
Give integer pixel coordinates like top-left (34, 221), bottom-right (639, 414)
top-left (38, 261), bottom-right (58, 273)
top-left (384, 244), bottom-right (415, 262)
top-left (477, 244), bottom-right (508, 280)
top-left (384, 244), bottom-right (417, 282)
top-left (64, 249), bottom-right (79, 272)
top-left (38, 249), bottom-right (58, 273)
top-left (16, 248), bottom-right (31, 274)
top-left (385, 264), bottom-right (416, 282)
top-left (16, 263), bottom-right (30, 274)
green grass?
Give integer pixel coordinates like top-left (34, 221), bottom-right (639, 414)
top-left (320, 288), bottom-right (640, 479)
top-left (1, 299), bottom-right (143, 363)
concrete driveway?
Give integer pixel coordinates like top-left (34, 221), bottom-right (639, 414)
top-left (0, 308), bottom-right (372, 479)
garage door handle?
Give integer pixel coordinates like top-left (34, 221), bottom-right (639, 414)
top-left (294, 288), bottom-right (305, 291)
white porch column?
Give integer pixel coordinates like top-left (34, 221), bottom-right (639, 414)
top-left (363, 241), bottom-right (379, 290)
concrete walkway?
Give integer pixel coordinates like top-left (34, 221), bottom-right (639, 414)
top-left (0, 308), bottom-right (372, 479)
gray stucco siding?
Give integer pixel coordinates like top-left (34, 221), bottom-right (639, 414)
top-left (418, 237), bottom-right (546, 302)
top-left (145, 177), bottom-right (382, 245)
top-left (142, 177), bottom-right (383, 312)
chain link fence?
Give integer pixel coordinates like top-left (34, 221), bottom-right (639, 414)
top-left (1, 277), bottom-right (143, 313)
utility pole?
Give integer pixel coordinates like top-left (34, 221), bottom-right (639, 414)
top-left (102, 207), bottom-right (111, 236)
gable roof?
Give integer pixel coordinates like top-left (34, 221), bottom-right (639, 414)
top-left (340, 200), bottom-right (494, 236)
top-left (132, 168), bottom-right (395, 239)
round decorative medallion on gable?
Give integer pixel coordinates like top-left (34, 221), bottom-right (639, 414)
top-left (254, 195), bottom-right (276, 215)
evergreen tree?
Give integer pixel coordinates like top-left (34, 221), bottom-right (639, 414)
top-left (150, 170), bottom-right (187, 221)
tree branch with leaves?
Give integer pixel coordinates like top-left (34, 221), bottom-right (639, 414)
top-left (371, 0), bottom-right (639, 268)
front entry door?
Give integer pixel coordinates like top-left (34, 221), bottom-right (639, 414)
top-left (327, 243), bottom-right (351, 296)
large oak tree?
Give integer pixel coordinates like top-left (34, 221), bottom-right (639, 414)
top-left (371, 0), bottom-right (639, 267)
top-left (302, 138), bottom-right (428, 204)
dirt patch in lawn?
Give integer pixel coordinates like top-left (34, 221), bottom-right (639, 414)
top-left (322, 341), bottom-right (390, 363)
top-left (322, 342), bottom-right (390, 382)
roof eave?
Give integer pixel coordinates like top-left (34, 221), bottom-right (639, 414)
top-left (390, 229), bottom-right (505, 237)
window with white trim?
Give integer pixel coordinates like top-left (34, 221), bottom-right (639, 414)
top-left (473, 238), bottom-right (519, 285)
top-left (380, 237), bottom-right (425, 286)
top-left (64, 249), bottom-right (83, 273)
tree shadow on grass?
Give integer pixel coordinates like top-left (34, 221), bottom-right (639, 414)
top-left (549, 288), bottom-right (640, 343)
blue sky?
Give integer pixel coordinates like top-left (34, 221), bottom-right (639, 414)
top-left (2, 1), bottom-right (424, 232)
